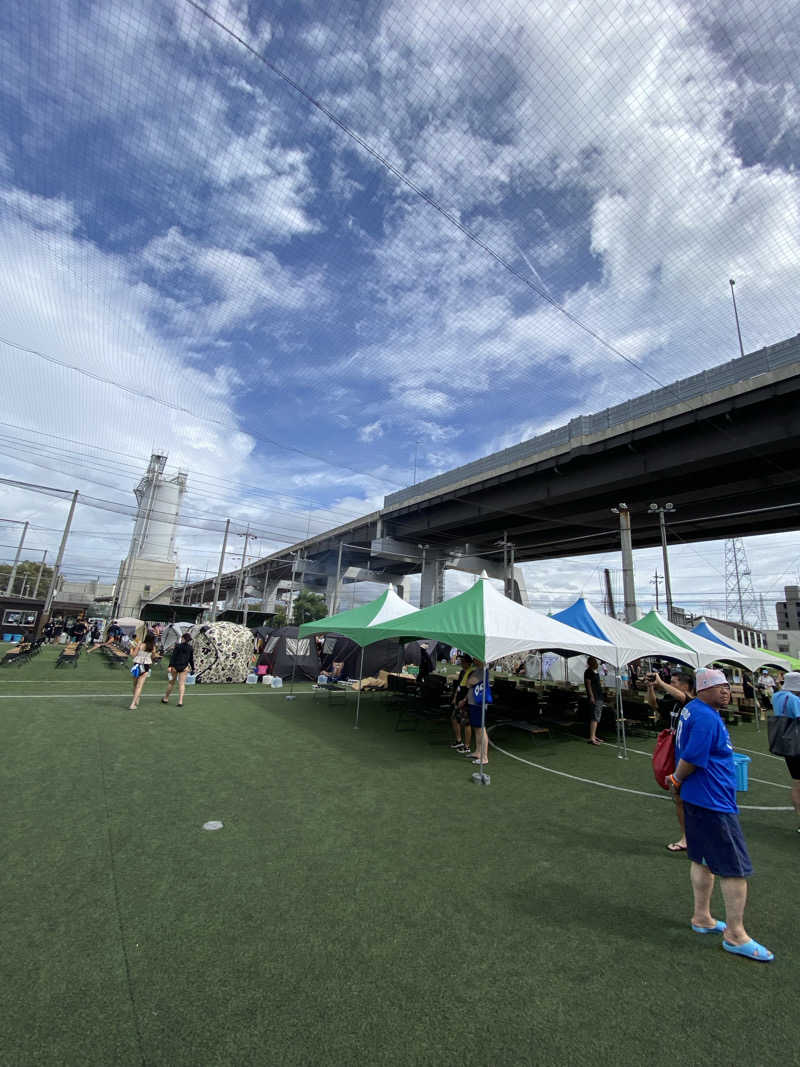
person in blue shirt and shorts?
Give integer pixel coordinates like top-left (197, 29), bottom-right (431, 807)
top-left (771, 670), bottom-right (800, 831)
top-left (668, 667), bottom-right (773, 962)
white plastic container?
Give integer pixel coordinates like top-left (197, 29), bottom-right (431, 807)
top-left (271, 676), bottom-right (283, 688)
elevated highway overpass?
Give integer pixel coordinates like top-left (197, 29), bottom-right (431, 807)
top-left (175, 334), bottom-right (800, 611)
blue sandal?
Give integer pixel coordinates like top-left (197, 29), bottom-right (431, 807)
top-left (691, 920), bottom-right (726, 934)
top-left (722, 939), bottom-right (774, 961)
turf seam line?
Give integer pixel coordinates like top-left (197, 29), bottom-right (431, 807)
top-left (95, 719), bottom-right (148, 1067)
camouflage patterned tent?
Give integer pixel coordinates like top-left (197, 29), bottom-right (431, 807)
top-left (190, 621), bottom-right (254, 684)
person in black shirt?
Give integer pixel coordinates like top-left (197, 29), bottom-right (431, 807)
top-left (584, 656), bottom-right (604, 745)
top-left (645, 670), bottom-right (695, 852)
top-left (161, 634), bottom-right (195, 707)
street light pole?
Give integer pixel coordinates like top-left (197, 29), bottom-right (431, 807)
top-left (729, 279), bottom-right (745, 359)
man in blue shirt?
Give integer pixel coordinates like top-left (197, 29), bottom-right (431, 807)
top-left (771, 670), bottom-right (800, 831)
top-left (668, 667), bottom-right (773, 962)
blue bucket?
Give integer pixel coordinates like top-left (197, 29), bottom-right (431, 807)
top-left (733, 753), bottom-right (751, 791)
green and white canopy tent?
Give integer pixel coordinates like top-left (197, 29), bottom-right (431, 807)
top-left (298, 588), bottom-right (418, 727)
top-left (369, 577), bottom-right (615, 664)
top-left (369, 577), bottom-right (615, 781)
top-left (298, 587), bottom-right (417, 646)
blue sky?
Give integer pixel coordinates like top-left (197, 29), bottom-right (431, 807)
top-left (0, 0), bottom-right (799, 619)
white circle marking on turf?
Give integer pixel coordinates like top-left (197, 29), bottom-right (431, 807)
top-left (202, 821), bottom-right (223, 831)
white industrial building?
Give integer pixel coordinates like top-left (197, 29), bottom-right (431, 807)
top-left (114, 453), bottom-right (187, 618)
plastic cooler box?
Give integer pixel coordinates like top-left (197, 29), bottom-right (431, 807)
top-left (733, 753), bottom-right (751, 791)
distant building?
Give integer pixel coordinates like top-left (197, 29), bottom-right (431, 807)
top-left (57, 578), bottom-right (115, 605)
top-left (763, 629), bottom-right (800, 658)
top-left (670, 608), bottom-right (766, 649)
top-left (775, 585), bottom-right (800, 631)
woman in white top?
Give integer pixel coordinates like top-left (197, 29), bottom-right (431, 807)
top-left (129, 632), bottom-right (156, 710)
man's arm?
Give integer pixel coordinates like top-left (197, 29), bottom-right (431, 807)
top-left (667, 758), bottom-right (696, 793)
top-left (584, 674), bottom-right (595, 703)
top-left (648, 675), bottom-right (687, 703)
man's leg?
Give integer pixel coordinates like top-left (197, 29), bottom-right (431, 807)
top-left (689, 861), bottom-right (716, 928)
top-left (164, 669), bottom-right (176, 701)
top-left (667, 795), bottom-right (688, 850)
top-left (449, 712), bottom-right (462, 746)
top-left (177, 670), bottom-right (187, 704)
top-left (464, 722), bottom-right (472, 753)
top-left (791, 778), bottom-right (800, 822)
top-left (718, 877), bottom-right (749, 944)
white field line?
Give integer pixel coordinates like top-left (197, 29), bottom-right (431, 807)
top-left (487, 730), bottom-right (793, 812)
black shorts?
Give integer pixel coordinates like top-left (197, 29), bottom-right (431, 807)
top-left (784, 754), bottom-right (800, 780)
top-left (683, 801), bottom-right (753, 878)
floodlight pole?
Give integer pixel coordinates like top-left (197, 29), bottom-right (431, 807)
top-left (42, 491), bottom-right (78, 624)
top-left (210, 519), bottom-right (230, 623)
top-left (6, 520), bottom-right (29, 595)
top-left (32, 550), bottom-right (48, 600)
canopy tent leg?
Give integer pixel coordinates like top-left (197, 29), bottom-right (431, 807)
top-left (615, 677), bottom-right (628, 759)
top-left (354, 646), bottom-right (365, 729)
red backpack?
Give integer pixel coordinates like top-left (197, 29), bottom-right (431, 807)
top-left (652, 728), bottom-right (676, 790)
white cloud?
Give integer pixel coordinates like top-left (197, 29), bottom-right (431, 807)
top-left (358, 420), bottom-right (383, 442)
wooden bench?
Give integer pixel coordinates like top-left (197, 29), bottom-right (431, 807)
top-left (56, 643), bottom-right (82, 669)
top-left (102, 644), bottom-right (130, 668)
top-left (1, 642), bottom-right (34, 667)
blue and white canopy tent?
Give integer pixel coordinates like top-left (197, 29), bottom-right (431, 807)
top-left (690, 618), bottom-right (779, 672)
top-left (552, 598), bottom-right (698, 757)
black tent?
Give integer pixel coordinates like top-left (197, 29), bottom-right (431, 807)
top-left (320, 633), bottom-right (404, 679)
top-left (402, 639), bottom-right (438, 674)
top-left (262, 625), bottom-right (320, 681)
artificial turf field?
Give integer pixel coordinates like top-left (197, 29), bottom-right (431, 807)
top-left (2, 647), bottom-right (795, 1066)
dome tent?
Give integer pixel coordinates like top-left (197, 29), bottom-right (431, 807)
top-left (261, 625), bottom-right (321, 681)
top-left (162, 621), bottom-right (194, 653)
top-left (319, 632), bottom-right (403, 678)
top-left (189, 621), bottom-right (254, 684)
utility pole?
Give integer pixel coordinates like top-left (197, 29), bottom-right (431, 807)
top-left (6, 520), bottom-right (29, 595)
top-left (611, 504), bottom-right (637, 622)
top-left (210, 519), bottom-right (230, 623)
top-left (649, 502), bottom-right (676, 620)
top-left (181, 567), bottom-right (190, 605)
top-left (729, 278), bottom-right (745, 359)
top-left (32, 550), bottom-right (48, 599)
top-left (603, 568), bottom-right (616, 618)
top-left (42, 491), bottom-right (79, 624)
top-left (650, 571), bottom-right (663, 612)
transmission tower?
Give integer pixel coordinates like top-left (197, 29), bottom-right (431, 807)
top-left (724, 538), bottom-right (760, 628)
top-left (758, 594), bottom-right (769, 631)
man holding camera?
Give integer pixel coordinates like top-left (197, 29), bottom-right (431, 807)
top-left (646, 669), bottom-right (694, 852)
